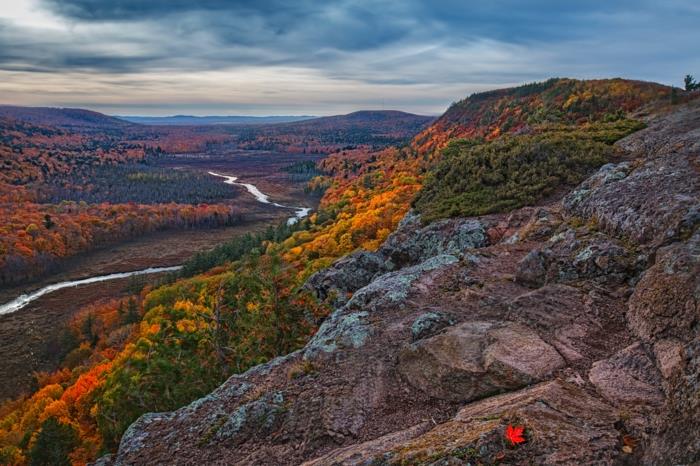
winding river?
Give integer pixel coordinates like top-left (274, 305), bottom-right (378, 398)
top-left (0, 172), bottom-right (311, 316)
top-left (207, 172), bottom-right (311, 225)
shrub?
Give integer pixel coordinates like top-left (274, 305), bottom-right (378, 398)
top-left (413, 120), bottom-right (643, 222)
top-left (28, 418), bottom-right (79, 466)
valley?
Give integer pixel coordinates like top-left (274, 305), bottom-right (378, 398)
top-left (0, 220), bottom-right (282, 400)
top-left (0, 148), bottom-right (322, 399)
top-left (0, 108), bottom-right (428, 416)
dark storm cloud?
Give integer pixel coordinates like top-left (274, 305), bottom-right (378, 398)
top-left (1, 0), bottom-right (696, 76)
top-left (39, 0), bottom-right (681, 45)
top-left (6, 0), bottom-right (690, 79)
top-left (43, 0), bottom-right (308, 22)
top-left (41, 0), bottom-right (412, 52)
top-left (1, 0), bottom-right (698, 114)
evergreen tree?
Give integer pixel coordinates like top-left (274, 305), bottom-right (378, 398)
top-left (82, 313), bottom-right (98, 347)
top-left (29, 418), bottom-right (78, 466)
top-left (42, 214), bottom-right (55, 229)
top-left (124, 297), bottom-right (139, 324)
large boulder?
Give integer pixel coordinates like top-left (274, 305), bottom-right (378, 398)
top-left (304, 251), bottom-right (387, 306)
top-left (515, 226), bottom-right (640, 289)
top-left (504, 284), bottom-right (632, 364)
top-left (304, 210), bottom-right (489, 307)
top-left (398, 321), bottom-right (565, 401)
top-left (627, 229), bottom-right (700, 343)
top-left (343, 254), bottom-right (458, 312)
top-left (304, 254), bottom-right (459, 360)
top-left (379, 211), bottom-right (488, 268)
top-left (588, 342), bottom-right (664, 406)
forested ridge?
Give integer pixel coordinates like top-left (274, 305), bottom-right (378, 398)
top-left (0, 78), bottom-right (683, 464)
top-left (230, 110), bottom-right (434, 153)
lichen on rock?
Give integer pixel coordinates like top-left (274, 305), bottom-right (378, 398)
top-left (411, 311), bottom-right (454, 341)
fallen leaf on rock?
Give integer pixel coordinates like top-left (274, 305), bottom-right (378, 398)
top-left (505, 424), bottom-right (525, 446)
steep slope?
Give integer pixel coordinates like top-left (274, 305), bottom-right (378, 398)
top-left (104, 94), bottom-right (698, 464)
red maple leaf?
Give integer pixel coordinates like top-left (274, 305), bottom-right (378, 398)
top-left (505, 424), bottom-right (525, 445)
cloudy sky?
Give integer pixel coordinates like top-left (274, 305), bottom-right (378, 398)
top-left (0, 0), bottom-right (698, 116)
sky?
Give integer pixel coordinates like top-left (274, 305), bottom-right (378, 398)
top-left (0, 0), bottom-right (698, 116)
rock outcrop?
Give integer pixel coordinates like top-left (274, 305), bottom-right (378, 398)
top-left (398, 321), bottom-right (566, 402)
top-left (105, 100), bottom-right (700, 465)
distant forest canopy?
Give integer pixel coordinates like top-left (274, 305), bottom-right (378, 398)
top-left (0, 117), bottom-right (238, 286)
top-left (0, 107), bottom-right (430, 285)
top-left (0, 107), bottom-right (433, 155)
top-left (115, 115), bottom-right (316, 126)
top-left (36, 164), bottom-right (241, 205)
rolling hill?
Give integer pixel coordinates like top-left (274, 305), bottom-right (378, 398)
top-left (116, 115), bottom-right (316, 126)
top-left (0, 105), bottom-right (134, 133)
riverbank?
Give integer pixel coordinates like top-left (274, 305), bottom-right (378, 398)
top-left (0, 150), bottom-right (322, 400)
top-left (0, 208), bottom-right (284, 304)
top-left (0, 210), bottom-right (294, 400)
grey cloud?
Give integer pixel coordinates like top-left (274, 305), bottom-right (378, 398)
top-left (0, 1), bottom-right (698, 114)
top-left (9, 1), bottom-right (700, 75)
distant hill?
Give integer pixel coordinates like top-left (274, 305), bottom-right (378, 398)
top-left (0, 105), bottom-right (434, 154)
top-left (118, 110), bottom-right (430, 129)
top-left (411, 77), bottom-right (673, 155)
top-left (116, 115), bottom-right (316, 126)
top-left (229, 110), bottom-right (434, 152)
top-left (0, 105), bottom-right (134, 132)
top-left (279, 110), bottom-right (433, 129)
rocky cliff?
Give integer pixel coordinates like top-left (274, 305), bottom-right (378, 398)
top-left (104, 98), bottom-right (699, 465)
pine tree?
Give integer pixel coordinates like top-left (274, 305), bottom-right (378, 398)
top-left (29, 418), bottom-right (78, 466)
top-left (125, 297), bottom-right (139, 324)
top-left (43, 214), bottom-right (55, 229)
top-left (82, 313), bottom-right (98, 347)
